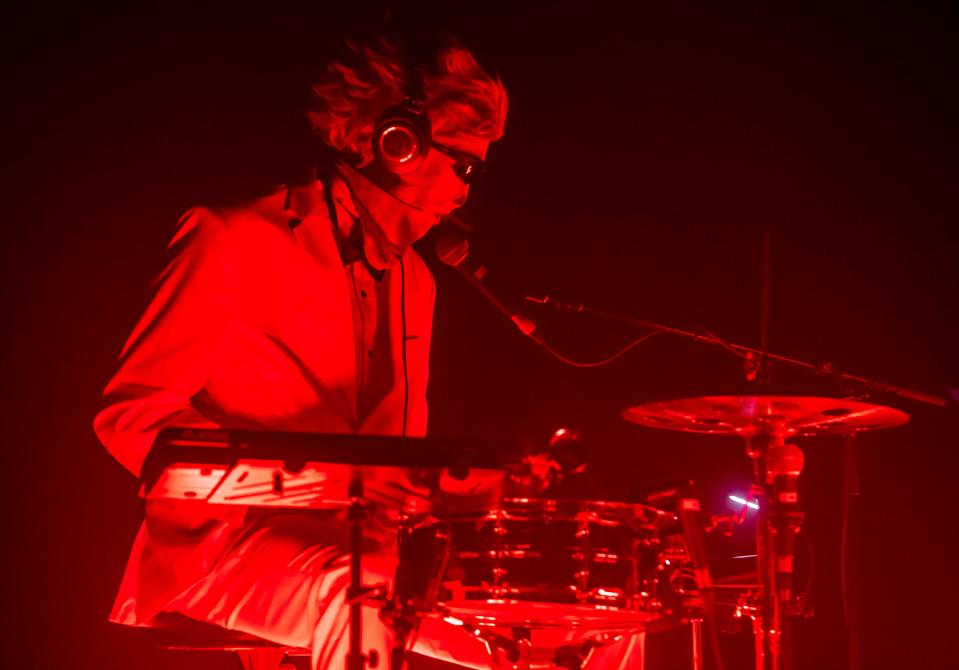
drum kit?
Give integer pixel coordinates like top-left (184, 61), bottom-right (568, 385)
top-left (385, 395), bottom-right (908, 670)
top-left (142, 234), bottom-right (944, 670)
top-left (146, 390), bottom-right (912, 670)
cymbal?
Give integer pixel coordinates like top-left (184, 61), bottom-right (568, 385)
top-left (622, 395), bottom-right (909, 436)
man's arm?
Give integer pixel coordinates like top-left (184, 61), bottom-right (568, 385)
top-left (94, 206), bottom-right (238, 477)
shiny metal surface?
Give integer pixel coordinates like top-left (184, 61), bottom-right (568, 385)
top-left (623, 395), bottom-right (909, 436)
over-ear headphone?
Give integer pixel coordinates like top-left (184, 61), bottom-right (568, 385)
top-left (372, 97), bottom-right (431, 174)
top-left (371, 68), bottom-right (432, 174)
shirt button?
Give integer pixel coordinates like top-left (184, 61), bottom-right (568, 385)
top-left (367, 350), bottom-right (373, 358)
top-left (360, 289), bottom-right (368, 298)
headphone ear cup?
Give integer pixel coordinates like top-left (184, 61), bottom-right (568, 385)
top-left (372, 103), bottom-right (431, 174)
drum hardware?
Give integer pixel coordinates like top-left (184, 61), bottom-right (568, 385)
top-left (140, 428), bottom-right (730, 668)
top-left (624, 396), bottom-right (906, 670)
top-left (347, 478), bottom-right (376, 670)
top-left (506, 426), bottom-right (592, 499)
top-left (690, 617), bottom-right (705, 670)
top-left (552, 639), bottom-right (600, 670)
top-left (386, 599), bottom-right (634, 670)
top-left (389, 495), bottom-right (687, 669)
top-left (524, 281), bottom-right (935, 668)
top-left (428, 217), bottom-right (959, 669)
top-left (137, 393), bottom-right (916, 670)
top-left (524, 221), bottom-right (956, 660)
top-left (639, 479), bottom-right (727, 670)
top-left (380, 594), bottom-right (529, 669)
top-left (525, 295), bottom-right (948, 409)
top-left (384, 506), bottom-right (533, 670)
top-left (616, 234), bottom-right (905, 670)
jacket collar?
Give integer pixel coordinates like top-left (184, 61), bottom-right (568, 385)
top-left (282, 176), bottom-right (385, 281)
top-left (283, 172), bottom-right (331, 223)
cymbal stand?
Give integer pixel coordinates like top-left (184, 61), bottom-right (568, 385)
top-left (738, 429), bottom-right (807, 670)
top-left (690, 617), bottom-right (704, 670)
top-left (524, 296), bottom-right (948, 408)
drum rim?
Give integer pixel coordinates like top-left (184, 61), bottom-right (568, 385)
top-left (445, 496), bottom-right (673, 523)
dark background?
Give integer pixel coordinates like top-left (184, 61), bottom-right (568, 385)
top-left (4, 2), bottom-right (957, 668)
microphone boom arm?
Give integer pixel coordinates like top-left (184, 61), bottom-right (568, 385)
top-left (525, 294), bottom-right (948, 407)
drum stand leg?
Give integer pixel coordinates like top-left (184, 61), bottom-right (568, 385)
top-left (346, 479), bottom-right (383, 670)
top-left (691, 618), bottom-right (704, 670)
top-left (750, 614), bottom-right (766, 670)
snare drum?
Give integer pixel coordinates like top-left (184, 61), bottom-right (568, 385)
top-left (396, 497), bottom-right (679, 631)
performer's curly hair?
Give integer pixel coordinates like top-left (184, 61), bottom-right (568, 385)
top-left (308, 36), bottom-right (508, 166)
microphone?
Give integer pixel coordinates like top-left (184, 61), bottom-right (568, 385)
top-left (766, 440), bottom-right (805, 605)
top-left (435, 230), bottom-right (540, 339)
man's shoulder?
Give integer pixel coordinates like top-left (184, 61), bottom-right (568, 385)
top-left (173, 185), bottom-right (297, 246)
top-left (217, 185), bottom-right (292, 231)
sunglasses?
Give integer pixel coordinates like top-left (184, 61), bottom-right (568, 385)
top-left (431, 141), bottom-right (487, 184)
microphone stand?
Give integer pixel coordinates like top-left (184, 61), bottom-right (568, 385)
top-left (445, 229), bottom-right (945, 669)
top-left (524, 295), bottom-right (949, 408)
top-left (526, 281), bottom-right (947, 670)
top-left (737, 429), bottom-right (807, 670)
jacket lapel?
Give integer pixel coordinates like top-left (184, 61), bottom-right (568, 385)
top-left (282, 182), bottom-right (359, 428)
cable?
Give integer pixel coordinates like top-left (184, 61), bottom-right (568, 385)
top-left (525, 295), bottom-right (744, 368)
top-left (531, 329), bottom-right (661, 368)
top-left (695, 326), bottom-right (750, 361)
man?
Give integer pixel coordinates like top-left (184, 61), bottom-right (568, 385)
top-left (96, 35), bottom-right (643, 669)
